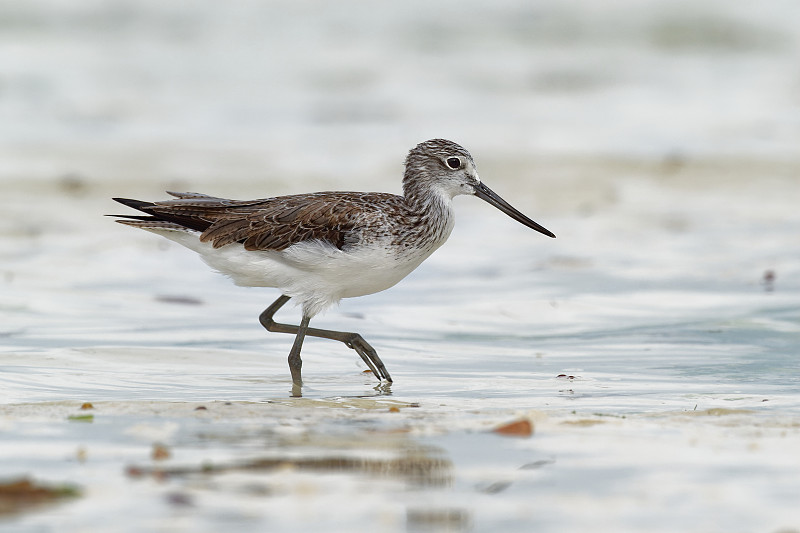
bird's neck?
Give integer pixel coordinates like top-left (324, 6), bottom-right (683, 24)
top-left (404, 180), bottom-right (449, 214)
top-left (402, 184), bottom-right (455, 248)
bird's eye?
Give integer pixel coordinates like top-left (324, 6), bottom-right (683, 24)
top-left (445, 157), bottom-right (461, 170)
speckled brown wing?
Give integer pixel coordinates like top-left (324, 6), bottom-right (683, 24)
top-left (140, 191), bottom-right (402, 251)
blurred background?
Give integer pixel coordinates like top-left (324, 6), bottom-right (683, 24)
top-left (2, 1), bottom-right (800, 532)
top-left (2, 0), bottom-right (798, 182)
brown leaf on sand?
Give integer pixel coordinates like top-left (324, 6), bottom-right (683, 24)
top-left (152, 444), bottom-right (171, 461)
top-left (492, 419), bottom-right (534, 437)
top-left (0, 478), bottom-right (80, 516)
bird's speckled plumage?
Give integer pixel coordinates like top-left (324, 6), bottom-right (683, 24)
top-left (112, 139), bottom-right (554, 384)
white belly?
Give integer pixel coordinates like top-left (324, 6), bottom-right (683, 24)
top-left (149, 228), bottom-right (445, 317)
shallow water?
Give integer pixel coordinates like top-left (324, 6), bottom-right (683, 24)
top-left (2, 1), bottom-right (800, 532)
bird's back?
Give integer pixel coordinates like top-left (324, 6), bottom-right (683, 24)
top-left (114, 190), bottom-right (414, 252)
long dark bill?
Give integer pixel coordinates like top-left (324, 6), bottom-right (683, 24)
top-left (474, 182), bottom-right (556, 238)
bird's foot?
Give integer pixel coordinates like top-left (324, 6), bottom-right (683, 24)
top-left (345, 334), bottom-right (393, 382)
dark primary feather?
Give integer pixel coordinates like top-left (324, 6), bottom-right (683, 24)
top-left (112, 197), bottom-right (216, 234)
top-left (112, 192), bottom-right (407, 252)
